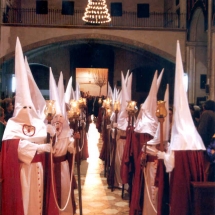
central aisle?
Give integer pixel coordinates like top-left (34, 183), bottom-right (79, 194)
top-left (75, 122), bottom-right (129, 214)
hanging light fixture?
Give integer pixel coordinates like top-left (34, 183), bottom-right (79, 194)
top-left (82, 0), bottom-right (111, 24)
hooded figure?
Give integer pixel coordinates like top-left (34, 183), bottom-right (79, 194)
top-left (49, 70), bottom-right (76, 215)
top-left (114, 71), bottom-right (132, 186)
top-left (142, 84), bottom-right (169, 215)
top-left (134, 69), bottom-right (164, 135)
top-left (117, 71), bottom-right (132, 131)
top-left (128, 69), bottom-right (164, 215)
top-left (1, 37), bottom-right (50, 215)
top-left (157, 41), bottom-right (205, 215)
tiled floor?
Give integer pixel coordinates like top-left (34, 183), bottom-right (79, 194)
top-left (74, 122), bottom-right (130, 215)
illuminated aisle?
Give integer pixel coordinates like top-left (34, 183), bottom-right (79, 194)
top-left (75, 122), bottom-right (129, 215)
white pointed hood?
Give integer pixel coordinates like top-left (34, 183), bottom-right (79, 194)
top-left (147, 84), bottom-right (170, 145)
top-left (64, 76), bottom-right (73, 104)
top-left (3, 37), bottom-right (46, 142)
top-left (134, 70), bottom-right (158, 135)
top-left (74, 82), bottom-right (81, 100)
top-left (58, 72), bottom-right (66, 117)
top-left (107, 82), bottom-right (113, 100)
top-left (170, 41), bottom-right (205, 150)
top-left (117, 71), bottom-right (132, 130)
top-left (49, 69), bottom-right (70, 139)
top-left (25, 57), bottom-right (46, 121)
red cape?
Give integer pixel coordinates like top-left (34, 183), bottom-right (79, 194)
top-left (169, 151), bottom-right (205, 215)
top-left (1, 139), bottom-right (24, 215)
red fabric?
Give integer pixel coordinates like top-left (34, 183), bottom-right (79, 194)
top-left (120, 126), bottom-right (134, 184)
top-left (169, 151), bottom-right (205, 215)
top-left (99, 119), bottom-right (108, 161)
top-left (42, 154), bottom-right (59, 215)
top-left (96, 108), bottom-right (103, 133)
top-left (67, 153), bottom-right (78, 213)
top-left (155, 160), bottom-right (169, 215)
top-left (129, 132), bottom-right (152, 215)
top-left (107, 133), bottom-right (116, 187)
top-left (1, 139), bottom-right (24, 215)
top-left (80, 132), bottom-right (89, 160)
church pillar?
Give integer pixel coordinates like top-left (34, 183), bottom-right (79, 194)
top-left (186, 44), bottom-right (196, 104)
top-left (208, 0), bottom-right (214, 100)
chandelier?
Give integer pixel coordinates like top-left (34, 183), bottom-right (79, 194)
top-left (82, 0), bottom-right (111, 24)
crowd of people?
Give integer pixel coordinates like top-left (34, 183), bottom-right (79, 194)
top-left (95, 41), bottom-right (215, 215)
top-left (0, 96), bottom-right (14, 150)
top-left (1, 38), bottom-right (215, 215)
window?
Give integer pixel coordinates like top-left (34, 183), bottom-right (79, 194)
top-left (110, 3), bottom-right (122, 17)
top-left (62, 1), bottom-right (74, 15)
top-left (137, 4), bottom-right (150, 18)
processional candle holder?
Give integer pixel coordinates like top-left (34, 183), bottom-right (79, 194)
top-left (44, 100), bottom-right (56, 123)
top-left (44, 100), bottom-right (56, 143)
top-left (156, 100), bottom-right (167, 152)
top-left (78, 97), bottom-right (87, 122)
top-left (98, 97), bottom-right (102, 104)
top-left (67, 99), bottom-right (83, 215)
top-left (126, 101), bottom-right (138, 126)
top-left (67, 99), bottom-right (81, 130)
top-left (102, 98), bottom-right (112, 177)
top-left (110, 100), bottom-right (121, 191)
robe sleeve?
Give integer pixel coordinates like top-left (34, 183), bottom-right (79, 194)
top-left (163, 150), bottom-right (175, 173)
top-left (18, 139), bottom-right (38, 164)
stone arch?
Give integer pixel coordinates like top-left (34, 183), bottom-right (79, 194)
top-left (187, 1), bottom-right (207, 41)
top-left (4, 33), bottom-right (176, 64)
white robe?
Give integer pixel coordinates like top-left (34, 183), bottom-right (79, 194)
top-left (53, 137), bottom-right (74, 215)
top-left (18, 139), bottom-right (45, 215)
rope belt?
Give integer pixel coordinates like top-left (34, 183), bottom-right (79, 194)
top-left (53, 155), bottom-right (67, 163)
top-left (147, 155), bottom-right (157, 162)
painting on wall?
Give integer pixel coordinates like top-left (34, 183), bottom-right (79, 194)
top-left (76, 68), bottom-right (108, 97)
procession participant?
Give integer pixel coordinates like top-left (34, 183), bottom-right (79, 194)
top-left (130, 69), bottom-right (163, 215)
top-left (1, 37), bottom-right (52, 215)
top-left (142, 84), bottom-right (169, 215)
top-left (0, 107), bottom-right (6, 150)
top-left (114, 71), bottom-right (132, 190)
top-left (157, 41), bottom-right (206, 215)
top-left (48, 70), bottom-right (76, 215)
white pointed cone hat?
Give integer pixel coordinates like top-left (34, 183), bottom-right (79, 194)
top-left (157, 68), bottom-right (164, 89)
top-left (49, 69), bottom-right (70, 139)
top-left (75, 82), bottom-right (81, 100)
top-left (147, 84), bottom-right (170, 145)
top-left (107, 82), bottom-right (113, 100)
top-left (58, 72), bottom-right (66, 117)
top-left (64, 76), bottom-right (73, 104)
top-left (117, 71), bottom-right (131, 130)
top-left (25, 57), bottom-right (46, 121)
top-left (127, 72), bottom-right (132, 100)
top-left (3, 37), bottom-right (46, 142)
top-left (170, 41), bottom-right (205, 150)
top-left (134, 70), bottom-right (159, 135)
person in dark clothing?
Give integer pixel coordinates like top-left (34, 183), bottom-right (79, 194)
top-left (0, 107), bottom-right (6, 150)
top-left (197, 100), bottom-right (215, 181)
top-left (198, 100), bottom-right (215, 147)
top-left (3, 98), bottom-right (14, 121)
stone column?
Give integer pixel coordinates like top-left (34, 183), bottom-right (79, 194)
top-left (186, 44), bottom-right (196, 104)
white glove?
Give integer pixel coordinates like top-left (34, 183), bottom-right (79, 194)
top-left (46, 124), bottom-right (56, 137)
top-left (69, 129), bottom-right (74, 136)
top-left (157, 151), bottom-right (165, 160)
top-left (37, 144), bottom-right (51, 153)
top-left (113, 123), bottom-right (118, 128)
